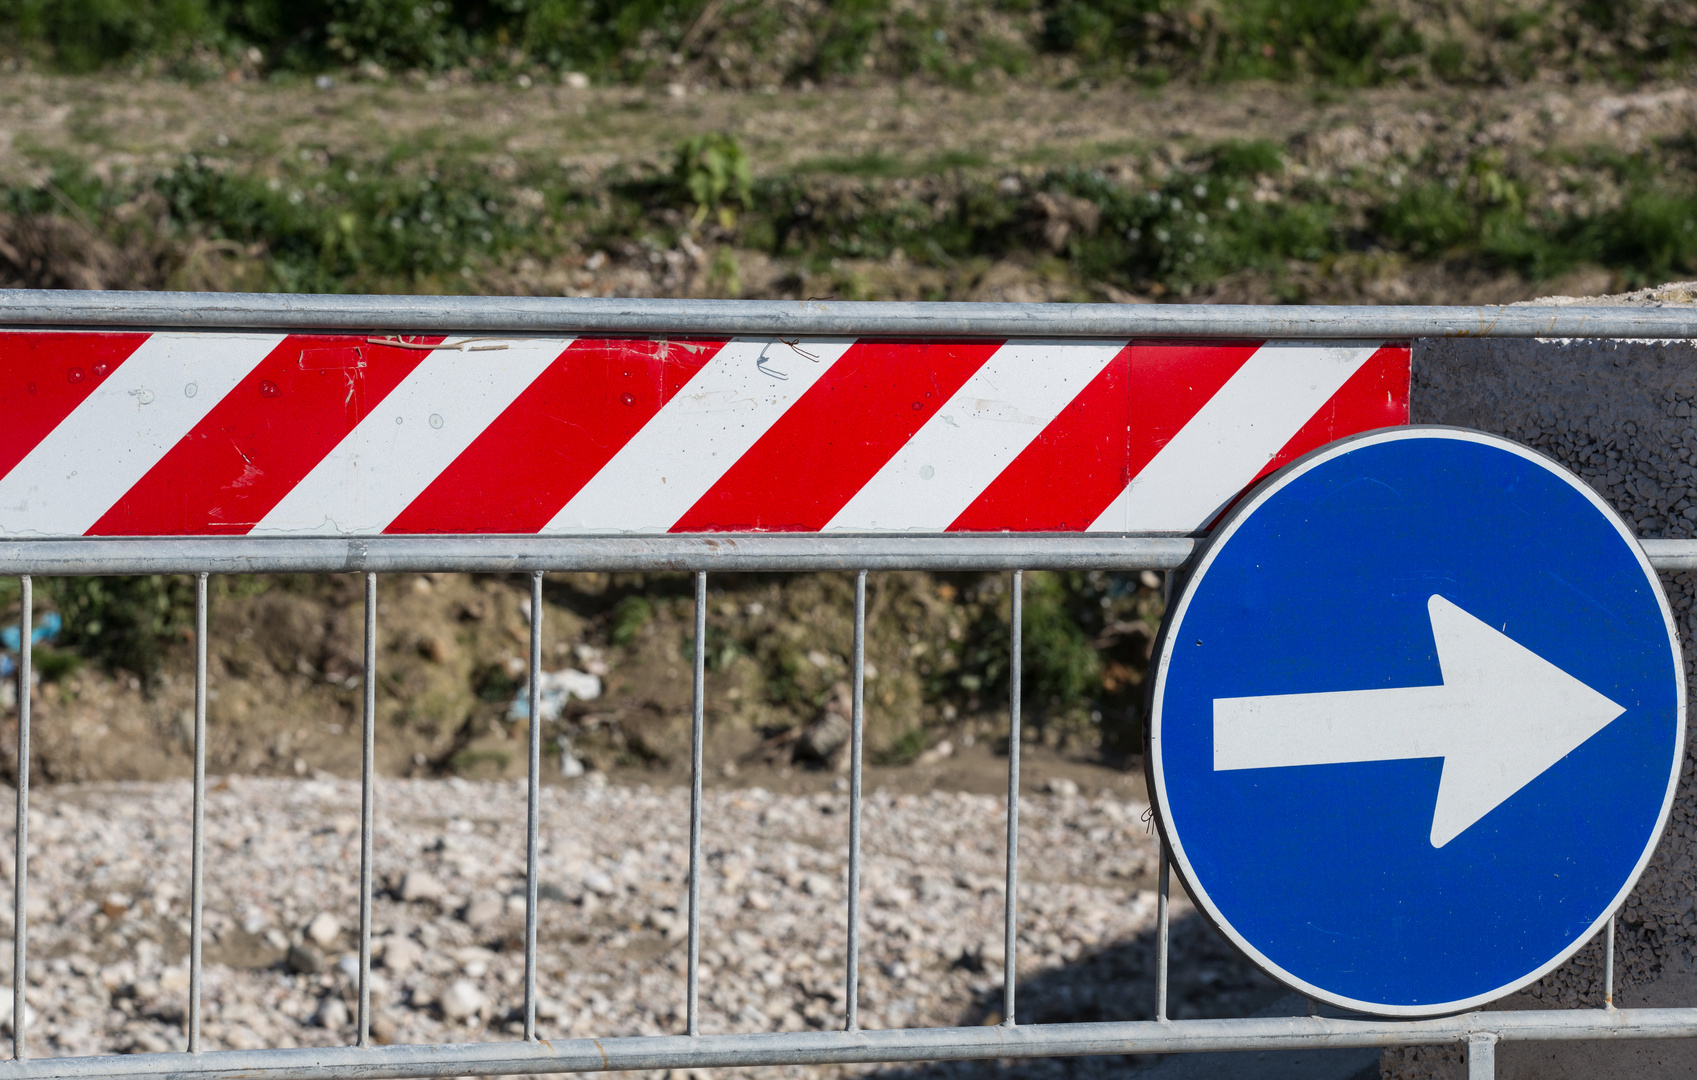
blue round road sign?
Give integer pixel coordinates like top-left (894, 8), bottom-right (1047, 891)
top-left (1148, 426), bottom-right (1684, 1017)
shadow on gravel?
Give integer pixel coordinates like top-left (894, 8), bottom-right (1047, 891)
top-left (871, 911), bottom-right (1375, 1080)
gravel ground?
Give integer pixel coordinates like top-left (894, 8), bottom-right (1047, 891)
top-left (0, 775), bottom-right (1277, 1075)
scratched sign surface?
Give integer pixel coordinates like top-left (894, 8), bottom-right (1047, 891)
top-left (0, 332), bottom-right (1408, 537)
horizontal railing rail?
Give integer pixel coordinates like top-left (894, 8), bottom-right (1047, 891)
top-left (3, 290), bottom-right (1697, 339)
top-left (0, 535), bottom-right (1191, 574)
top-left (2, 1007), bottom-right (1696, 1080)
top-left (0, 535), bottom-right (1693, 575)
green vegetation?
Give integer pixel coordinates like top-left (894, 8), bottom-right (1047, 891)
top-left (10, 128), bottom-right (1697, 298)
top-left (673, 133), bottom-right (753, 228)
top-left (608, 595), bottom-right (654, 647)
top-left (46, 575), bottom-right (197, 683)
top-left (2, 0), bottom-right (1695, 88)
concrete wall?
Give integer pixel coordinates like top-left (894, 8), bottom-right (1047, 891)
top-left (1385, 330), bottom-right (1697, 1079)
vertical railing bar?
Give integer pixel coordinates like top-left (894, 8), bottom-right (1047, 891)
top-left (1156, 849), bottom-right (1170, 1022)
top-left (686, 571), bottom-right (706, 1037)
top-left (1604, 915), bottom-right (1615, 1009)
top-left (11, 576), bottom-right (28, 1061)
top-left (844, 570), bottom-right (867, 1032)
top-left (1001, 569), bottom-right (1022, 1027)
top-left (523, 571), bottom-right (544, 1042)
top-left (356, 572), bottom-right (376, 1049)
top-left (188, 573), bottom-right (208, 1053)
top-left (1467, 1032), bottom-right (1498, 1080)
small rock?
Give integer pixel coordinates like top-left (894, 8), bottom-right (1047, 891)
top-left (98, 963), bottom-right (135, 993)
top-left (0, 988), bottom-right (34, 1037)
top-left (876, 885), bottom-right (915, 909)
top-left (400, 870), bottom-right (445, 903)
top-left (314, 995), bottom-right (349, 1030)
top-left (439, 979), bottom-right (487, 1021)
top-left (582, 870), bottom-right (616, 897)
top-left (1045, 777), bottom-right (1080, 798)
top-left (795, 711), bottom-right (849, 763)
top-left (286, 943), bottom-right (324, 975)
top-left (453, 946), bottom-right (495, 978)
top-left (125, 1028), bottom-right (174, 1054)
top-left (419, 634), bottom-right (455, 663)
top-left (917, 739), bottom-right (954, 765)
top-left (100, 893), bottom-right (130, 919)
top-left (462, 895), bottom-right (503, 928)
top-left (803, 874), bottom-right (835, 898)
top-left (379, 936), bottom-right (423, 973)
top-left (306, 912), bottom-right (341, 947)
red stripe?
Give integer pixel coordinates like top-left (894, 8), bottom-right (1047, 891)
top-left (88, 336), bottom-right (438, 536)
top-left (949, 341), bottom-right (1259, 532)
top-left (1249, 343), bottom-right (1411, 487)
top-left (385, 338), bottom-right (724, 534)
top-left (1124, 341), bottom-right (1263, 477)
top-left (1201, 343), bottom-right (1412, 531)
top-left (0, 332), bottom-right (149, 482)
top-left (671, 338), bottom-right (1002, 533)
top-left (948, 347), bottom-right (1132, 532)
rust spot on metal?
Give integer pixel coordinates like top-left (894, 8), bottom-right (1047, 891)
top-left (591, 1038), bottom-right (610, 1069)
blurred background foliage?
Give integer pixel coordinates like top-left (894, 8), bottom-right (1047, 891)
top-left (0, 0), bottom-right (1693, 86)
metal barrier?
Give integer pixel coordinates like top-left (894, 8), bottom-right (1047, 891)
top-left (4, 292), bottom-right (1697, 1080)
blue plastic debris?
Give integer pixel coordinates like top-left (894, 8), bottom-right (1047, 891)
top-left (509, 668), bottom-right (602, 722)
top-left (1, 611), bottom-right (61, 653)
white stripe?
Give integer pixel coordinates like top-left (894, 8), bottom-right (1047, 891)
top-left (544, 337), bottom-right (853, 533)
top-left (824, 340), bottom-right (1126, 531)
top-left (0, 333), bottom-right (285, 537)
top-left (251, 338), bottom-right (572, 535)
top-left (1089, 342), bottom-right (1377, 533)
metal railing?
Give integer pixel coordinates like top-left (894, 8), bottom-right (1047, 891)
top-left (5, 539), bottom-right (1697, 1080)
top-left (2, 293), bottom-right (1697, 1080)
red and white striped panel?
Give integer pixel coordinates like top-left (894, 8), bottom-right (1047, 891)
top-left (0, 332), bottom-right (1409, 537)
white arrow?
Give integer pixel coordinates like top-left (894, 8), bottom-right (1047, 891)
top-left (1213, 595), bottom-right (1625, 848)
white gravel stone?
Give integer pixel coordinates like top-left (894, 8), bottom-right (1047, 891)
top-left (439, 979), bottom-right (486, 1021)
top-left (379, 936), bottom-right (423, 973)
top-left (0, 777), bottom-right (1181, 1068)
top-left (305, 912), bottom-right (340, 948)
top-left (461, 895), bottom-right (503, 928)
top-left (0, 987), bottom-right (34, 1037)
top-left (398, 871), bottom-right (443, 904)
top-left (313, 996), bottom-right (348, 1030)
